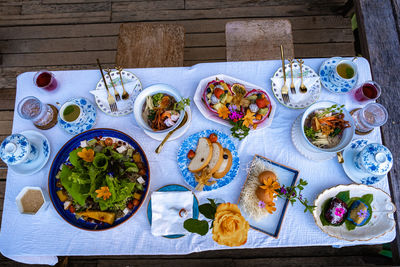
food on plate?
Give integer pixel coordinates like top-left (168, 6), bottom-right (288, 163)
top-left (142, 93), bottom-right (180, 131)
top-left (319, 190), bottom-right (373, 231)
top-left (324, 197), bottom-right (348, 225)
top-left (55, 136), bottom-right (148, 226)
top-left (188, 137), bottom-right (213, 173)
top-left (187, 133), bottom-right (233, 190)
top-left (304, 104), bottom-right (350, 149)
top-left (213, 149), bottom-right (233, 179)
top-left (207, 142), bottom-right (224, 174)
top-left (347, 200), bottom-right (371, 226)
top-left (203, 78), bottom-right (271, 125)
top-left (239, 158), bottom-right (281, 220)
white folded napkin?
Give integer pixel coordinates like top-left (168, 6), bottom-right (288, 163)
top-left (271, 76), bottom-right (319, 104)
top-left (151, 191), bottom-right (193, 236)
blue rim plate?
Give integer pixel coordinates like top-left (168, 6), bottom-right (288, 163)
top-left (147, 184), bottom-right (199, 239)
top-left (342, 139), bottom-right (385, 185)
top-left (238, 155), bottom-right (299, 238)
top-left (177, 129), bottom-right (240, 191)
top-left (48, 128), bottom-right (150, 231)
top-left (319, 57), bottom-right (357, 94)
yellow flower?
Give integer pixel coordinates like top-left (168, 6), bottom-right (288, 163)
top-left (95, 186), bottom-right (111, 200)
top-left (77, 148), bottom-right (94, 162)
top-left (265, 201), bottom-right (277, 214)
top-left (212, 203), bottom-right (249, 247)
top-left (242, 109), bottom-right (255, 128)
top-left (259, 177), bottom-right (281, 199)
top-left (217, 106), bottom-right (230, 120)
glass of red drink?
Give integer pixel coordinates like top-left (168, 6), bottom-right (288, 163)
top-left (33, 70), bottom-right (58, 91)
top-left (352, 80), bottom-right (381, 102)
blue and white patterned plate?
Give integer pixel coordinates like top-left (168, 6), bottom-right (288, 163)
top-left (8, 130), bottom-right (50, 175)
top-left (319, 57), bottom-right (357, 93)
top-left (58, 98), bottom-right (97, 135)
top-left (146, 184), bottom-right (199, 239)
top-left (342, 139), bottom-right (385, 185)
top-left (177, 129), bottom-right (239, 191)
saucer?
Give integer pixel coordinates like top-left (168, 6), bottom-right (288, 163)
top-left (291, 114), bottom-right (336, 161)
top-left (342, 139), bottom-right (385, 185)
top-left (8, 130), bottom-right (50, 175)
top-left (143, 106), bottom-right (192, 141)
top-left (58, 98), bottom-right (97, 135)
top-left (319, 57), bottom-right (357, 94)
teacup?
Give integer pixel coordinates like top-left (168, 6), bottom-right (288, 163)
top-left (0, 134), bottom-right (39, 166)
top-left (354, 143), bottom-right (393, 176)
top-left (328, 59), bottom-right (358, 87)
top-left (59, 99), bottom-right (87, 126)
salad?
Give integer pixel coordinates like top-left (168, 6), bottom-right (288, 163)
top-left (55, 136), bottom-right (148, 226)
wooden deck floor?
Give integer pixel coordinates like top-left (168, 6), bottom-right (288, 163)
top-left (0, 0), bottom-right (393, 266)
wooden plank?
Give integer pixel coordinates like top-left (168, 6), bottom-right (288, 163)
top-left (294, 43), bottom-right (355, 58)
top-left (184, 59), bottom-right (225, 66)
top-left (0, 111), bottom-right (14, 120)
top-left (0, 5), bottom-right (21, 15)
top-left (0, 16), bottom-right (351, 40)
top-left (112, 0), bottom-right (184, 11)
top-left (354, 0), bottom-right (400, 264)
top-left (293, 28), bottom-right (354, 43)
top-left (0, 180), bottom-right (6, 199)
top-left (184, 47), bottom-right (226, 60)
top-left (0, 169), bottom-right (7, 180)
top-left (112, 5), bottom-right (345, 22)
top-left (21, 2), bottom-right (111, 15)
top-left (185, 0), bottom-right (348, 9)
top-left (0, 121), bottom-right (13, 135)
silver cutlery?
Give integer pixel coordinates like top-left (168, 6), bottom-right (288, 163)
top-left (97, 59), bottom-right (118, 112)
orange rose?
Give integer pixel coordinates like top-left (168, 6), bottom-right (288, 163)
top-left (212, 203), bottom-right (249, 247)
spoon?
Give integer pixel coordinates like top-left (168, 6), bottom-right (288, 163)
top-left (155, 111), bottom-right (188, 154)
top-left (115, 66), bottom-right (129, 100)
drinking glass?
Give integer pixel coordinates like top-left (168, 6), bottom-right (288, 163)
top-left (352, 80), bottom-right (381, 102)
top-left (17, 96), bottom-right (57, 129)
top-left (352, 103), bottom-right (388, 133)
top-left (33, 70), bottom-right (58, 91)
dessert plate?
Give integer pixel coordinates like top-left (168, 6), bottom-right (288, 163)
top-left (9, 130), bottom-right (50, 175)
top-left (319, 57), bottom-right (357, 94)
top-left (313, 184), bottom-right (396, 241)
top-left (342, 139), bottom-right (385, 185)
top-left (147, 184), bottom-right (199, 239)
top-left (271, 63), bottom-right (321, 109)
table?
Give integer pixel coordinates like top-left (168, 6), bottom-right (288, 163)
top-left (0, 58), bottom-right (394, 265)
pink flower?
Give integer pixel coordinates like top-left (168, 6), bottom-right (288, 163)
top-left (335, 207), bottom-right (345, 217)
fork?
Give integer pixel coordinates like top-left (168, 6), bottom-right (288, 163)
top-left (96, 59), bottom-right (118, 112)
top-left (297, 59), bottom-right (308, 93)
top-left (105, 68), bottom-right (121, 101)
top-left (115, 66), bottom-right (129, 100)
top-left (280, 45), bottom-right (289, 103)
top-left (288, 57), bottom-right (296, 94)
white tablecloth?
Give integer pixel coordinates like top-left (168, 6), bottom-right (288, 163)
top-left (0, 58), bottom-right (394, 265)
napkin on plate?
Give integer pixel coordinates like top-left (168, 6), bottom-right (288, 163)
top-left (151, 191), bottom-right (193, 236)
top-left (271, 76), bottom-right (319, 104)
top-left (89, 80), bottom-right (141, 111)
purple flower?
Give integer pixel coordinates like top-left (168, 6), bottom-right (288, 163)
top-left (357, 209), bottom-right (368, 218)
top-left (280, 187), bottom-right (287, 194)
top-left (299, 194), bottom-right (303, 200)
top-left (258, 200), bottom-right (266, 209)
top-left (228, 105), bottom-right (238, 113)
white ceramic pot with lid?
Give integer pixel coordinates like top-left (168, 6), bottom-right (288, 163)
top-left (354, 143), bottom-right (393, 176)
top-left (0, 134), bottom-right (38, 166)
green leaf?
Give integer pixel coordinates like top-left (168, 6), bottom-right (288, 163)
top-left (183, 219), bottom-right (209, 236)
top-left (336, 191), bottom-right (350, 204)
top-left (320, 198), bottom-right (332, 226)
top-left (93, 153), bottom-right (108, 170)
top-left (69, 148), bottom-right (83, 169)
top-left (199, 203), bottom-right (216, 220)
top-left (208, 198), bottom-right (217, 209)
top-left (360, 194), bottom-right (373, 205)
top-left (345, 219), bottom-right (357, 231)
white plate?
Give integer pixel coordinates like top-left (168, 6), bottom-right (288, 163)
top-left (193, 74), bottom-right (276, 130)
top-left (143, 106), bottom-right (192, 141)
top-left (271, 63), bottom-right (321, 109)
top-left (313, 184), bottom-right (396, 241)
top-left (9, 130), bottom-right (50, 175)
top-left (342, 139), bottom-right (385, 185)
top-left (291, 114), bottom-right (336, 161)
top-left (94, 70), bottom-right (142, 116)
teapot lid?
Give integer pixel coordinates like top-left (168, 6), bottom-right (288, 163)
top-left (0, 134), bottom-right (31, 165)
top-left (360, 143), bottom-right (393, 176)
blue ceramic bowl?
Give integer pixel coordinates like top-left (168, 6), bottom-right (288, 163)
top-left (301, 101), bottom-right (355, 153)
top-left (133, 84), bottom-right (185, 133)
top-left (48, 128), bottom-right (150, 231)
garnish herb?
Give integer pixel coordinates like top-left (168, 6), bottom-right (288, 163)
top-left (173, 97), bottom-right (191, 111)
top-left (230, 120), bottom-right (250, 140)
top-left (276, 178), bottom-right (315, 214)
top-left (304, 126), bottom-right (317, 140)
top-left (184, 198), bottom-right (219, 235)
top-left (152, 93), bottom-right (164, 106)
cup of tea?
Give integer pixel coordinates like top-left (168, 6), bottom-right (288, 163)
top-left (59, 100), bottom-right (87, 126)
top-left (352, 81), bottom-right (381, 102)
top-left (328, 59), bottom-right (358, 87)
top-left (33, 70), bottom-right (58, 91)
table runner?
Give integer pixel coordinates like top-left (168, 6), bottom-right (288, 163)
top-left (0, 58), bottom-right (394, 265)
